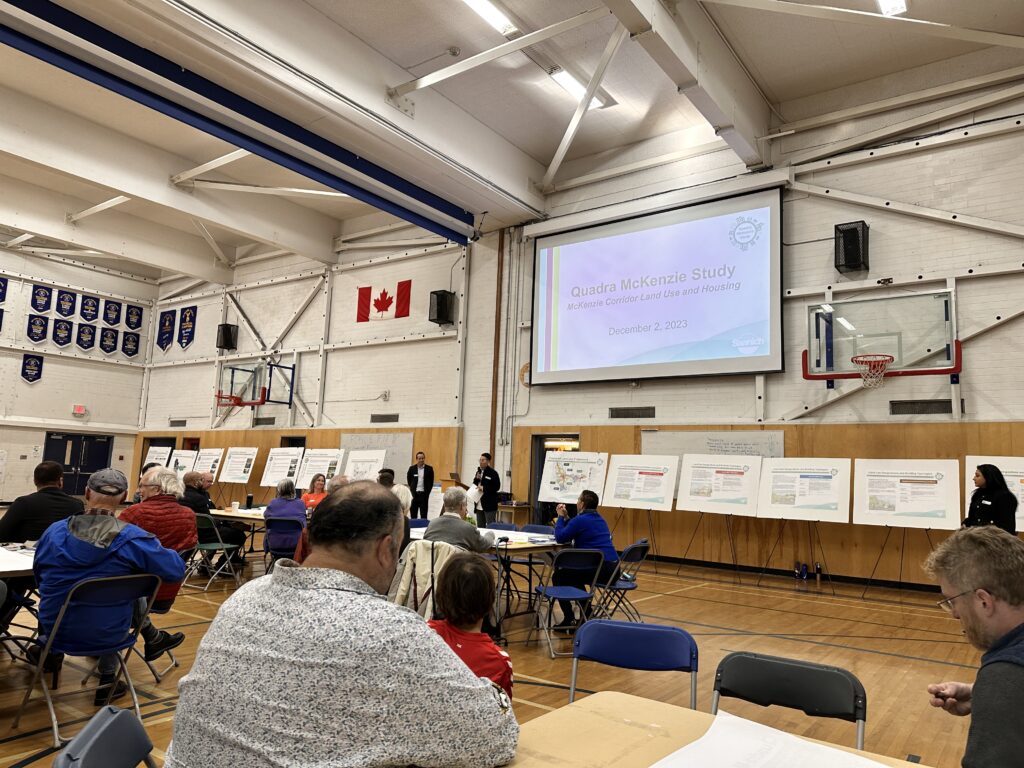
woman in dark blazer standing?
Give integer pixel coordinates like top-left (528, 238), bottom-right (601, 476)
top-left (964, 464), bottom-right (1018, 535)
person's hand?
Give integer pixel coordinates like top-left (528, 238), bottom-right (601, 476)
top-left (556, 504), bottom-right (567, 518)
top-left (927, 682), bottom-right (973, 716)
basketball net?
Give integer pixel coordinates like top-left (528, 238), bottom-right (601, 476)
top-left (851, 354), bottom-right (894, 388)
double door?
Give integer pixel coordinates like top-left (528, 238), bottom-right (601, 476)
top-left (43, 433), bottom-right (113, 496)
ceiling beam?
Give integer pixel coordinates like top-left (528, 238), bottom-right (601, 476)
top-left (169, 148), bottom-right (250, 184)
top-left (604, 0), bottom-right (770, 167)
top-left (66, 195), bottom-right (131, 223)
top-left (700, 0), bottom-right (1024, 49)
top-left (191, 219), bottom-right (232, 267)
top-left (188, 179), bottom-right (349, 199)
top-left (0, 174), bottom-right (233, 283)
top-left (3, 233), bottom-right (33, 248)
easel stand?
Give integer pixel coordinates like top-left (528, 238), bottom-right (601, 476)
top-left (674, 513), bottom-right (742, 583)
top-left (861, 526), bottom-right (936, 600)
top-left (643, 508), bottom-right (661, 575)
top-left (756, 519), bottom-right (836, 596)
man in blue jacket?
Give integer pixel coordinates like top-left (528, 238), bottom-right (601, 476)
top-left (33, 468), bottom-right (186, 705)
top-left (552, 489), bottom-right (619, 631)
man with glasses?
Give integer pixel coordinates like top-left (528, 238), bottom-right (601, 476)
top-left (924, 525), bottom-right (1024, 767)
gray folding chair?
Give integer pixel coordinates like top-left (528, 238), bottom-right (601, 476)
top-left (711, 651), bottom-right (868, 749)
top-left (593, 539), bottom-right (649, 621)
top-left (183, 514), bottom-right (242, 591)
top-left (53, 705), bottom-right (157, 768)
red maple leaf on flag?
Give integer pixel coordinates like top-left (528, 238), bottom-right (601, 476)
top-left (373, 289), bottom-right (394, 316)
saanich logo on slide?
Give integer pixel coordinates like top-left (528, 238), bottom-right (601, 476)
top-left (731, 335), bottom-right (764, 355)
top-left (729, 216), bottom-right (763, 251)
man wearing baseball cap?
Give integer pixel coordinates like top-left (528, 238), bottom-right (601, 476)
top-left (33, 468), bottom-right (186, 705)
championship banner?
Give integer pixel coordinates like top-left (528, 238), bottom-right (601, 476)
top-left (125, 304), bottom-right (143, 330)
top-left (80, 295), bottom-right (99, 322)
top-left (30, 285), bottom-right (52, 313)
top-left (157, 310), bottom-right (175, 352)
top-left (121, 331), bottom-right (140, 358)
top-left (52, 319), bottom-right (73, 347)
top-left (103, 299), bottom-right (122, 327)
top-left (99, 328), bottom-right (118, 355)
top-left (55, 290), bottom-right (76, 317)
top-left (177, 305), bottom-right (197, 349)
top-left (0, 277), bottom-right (7, 303)
top-left (76, 323), bottom-right (96, 351)
top-left (26, 314), bottom-right (48, 344)
top-left (0, 308), bottom-right (4, 333)
top-left (20, 354), bottom-right (42, 384)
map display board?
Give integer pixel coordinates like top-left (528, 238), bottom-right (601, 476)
top-left (169, 450), bottom-right (197, 478)
top-left (538, 451), bottom-right (609, 504)
top-left (853, 459), bottom-right (960, 530)
top-left (219, 447), bottom-right (258, 484)
top-left (344, 450), bottom-right (387, 482)
top-left (601, 455), bottom-right (679, 511)
top-left (964, 456), bottom-right (1024, 527)
top-left (296, 449), bottom-right (345, 489)
top-left (193, 448), bottom-right (224, 481)
top-left (677, 454), bottom-right (761, 516)
top-left (756, 458), bottom-right (851, 523)
top-left (142, 446), bottom-right (172, 468)
top-left (260, 447), bottom-right (305, 487)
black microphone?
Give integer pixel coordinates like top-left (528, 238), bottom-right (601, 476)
top-left (497, 536), bottom-right (510, 544)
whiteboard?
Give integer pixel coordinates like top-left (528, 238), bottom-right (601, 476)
top-left (756, 458), bottom-right (851, 523)
top-left (853, 459), bottom-right (960, 530)
top-left (340, 432), bottom-right (414, 477)
top-left (642, 430), bottom-right (784, 462)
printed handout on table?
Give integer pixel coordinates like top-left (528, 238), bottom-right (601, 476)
top-left (538, 452), bottom-right (609, 504)
top-left (757, 458), bottom-right (851, 523)
top-left (853, 459), bottom-right (960, 530)
top-left (601, 455), bottom-right (679, 512)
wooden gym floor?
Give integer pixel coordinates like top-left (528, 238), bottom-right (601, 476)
top-left (0, 556), bottom-right (974, 767)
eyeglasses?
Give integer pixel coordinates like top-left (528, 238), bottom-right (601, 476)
top-left (936, 589), bottom-right (973, 614)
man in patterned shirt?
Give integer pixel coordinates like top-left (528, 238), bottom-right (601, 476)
top-left (166, 480), bottom-right (518, 768)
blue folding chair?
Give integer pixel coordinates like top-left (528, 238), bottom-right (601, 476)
top-left (408, 518), bottom-right (430, 529)
top-left (487, 522), bottom-right (518, 531)
top-left (568, 619), bottom-right (699, 708)
top-left (53, 705), bottom-right (157, 768)
top-left (263, 517), bottom-right (305, 571)
top-left (594, 539), bottom-right (650, 622)
top-left (508, 524), bottom-right (556, 604)
top-left (527, 549), bottom-right (603, 658)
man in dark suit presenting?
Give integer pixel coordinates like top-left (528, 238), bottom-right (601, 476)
top-left (473, 452), bottom-right (501, 527)
top-left (406, 451), bottom-right (434, 520)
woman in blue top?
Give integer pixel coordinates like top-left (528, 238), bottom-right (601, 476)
top-left (552, 489), bottom-right (619, 631)
top-left (264, 478), bottom-right (308, 526)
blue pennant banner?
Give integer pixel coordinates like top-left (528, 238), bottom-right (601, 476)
top-left (20, 354), bottom-right (42, 384)
top-left (52, 319), bottom-right (73, 347)
top-left (103, 299), bottom-right (122, 327)
top-left (99, 328), bottom-right (118, 355)
top-left (0, 277), bottom-right (8, 303)
top-left (55, 290), bottom-right (76, 317)
top-left (157, 309), bottom-right (175, 352)
top-left (0, 308), bottom-right (4, 333)
top-left (177, 305), bottom-right (197, 349)
top-left (125, 304), bottom-right (144, 330)
top-left (30, 285), bottom-right (52, 313)
top-left (121, 331), bottom-right (140, 358)
top-left (26, 314), bottom-right (48, 344)
top-left (80, 295), bottom-right (99, 322)
top-left (76, 323), bottom-right (96, 351)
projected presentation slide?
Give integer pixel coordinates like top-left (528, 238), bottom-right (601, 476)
top-left (531, 188), bottom-right (782, 384)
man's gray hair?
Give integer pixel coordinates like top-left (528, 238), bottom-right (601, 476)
top-left (443, 486), bottom-right (467, 513)
top-left (146, 466), bottom-right (185, 498)
top-left (391, 483), bottom-right (413, 513)
top-left (326, 475), bottom-right (349, 494)
top-left (277, 478), bottom-right (296, 499)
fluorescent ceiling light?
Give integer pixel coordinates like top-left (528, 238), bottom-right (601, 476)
top-left (551, 69), bottom-right (605, 110)
top-left (820, 303), bottom-right (834, 312)
top-left (836, 316), bottom-right (856, 332)
top-left (460, 0), bottom-right (518, 35)
top-left (876, 0), bottom-right (907, 16)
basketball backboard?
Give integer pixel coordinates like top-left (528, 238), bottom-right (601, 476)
top-left (216, 363), bottom-right (267, 408)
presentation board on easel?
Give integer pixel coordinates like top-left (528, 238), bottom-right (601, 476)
top-left (296, 449), bottom-right (345, 489)
top-left (538, 451), bottom-right (609, 504)
top-left (344, 449), bottom-right (387, 481)
top-left (193, 448), bottom-right (224, 480)
top-left (219, 447), bottom-right (259, 484)
top-left (756, 458), bottom-right (851, 523)
top-left (677, 454), bottom-right (761, 516)
top-left (142, 446), bottom-right (172, 467)
top-left (169, 450), bottom-right (197, 478)
top-left (260, 447), bottom-right (305, 487)
top-left (853, 459), bottom-right (960, 530)
top-left (965, 455), bottom-right (1024, 527)
top-left (602, 455), bottom-right (678, 512)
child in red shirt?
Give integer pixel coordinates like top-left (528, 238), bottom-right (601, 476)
top-left (428, 552), bottom-right (513, 698)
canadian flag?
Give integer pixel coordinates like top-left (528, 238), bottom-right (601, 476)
top-left (356, 280), bottom-right (412, 322)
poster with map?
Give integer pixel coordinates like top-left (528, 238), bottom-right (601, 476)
top-left (538, 451), bottom-right (609, 504)
top-left (344, 450), bottom-right (387, 482)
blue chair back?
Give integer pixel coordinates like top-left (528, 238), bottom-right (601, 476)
top-left (522, 524), bottom-right (554, 535)
top-left (619, 539), bottom-right (650, 564)
top-left (487, 522), bottom-right (517, 531)
top-left (49, 575), bottom-right (161, 657)
top-left (551, 548), bottom-right (604, 572)
top-left (408, 518), bottom-right (430, 528)
top-left (264, 517), bottom-right (304, 556)
top-left (53, 705), bottom-right (157, 768)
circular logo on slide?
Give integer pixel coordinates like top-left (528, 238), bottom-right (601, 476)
top-left (729, 216), bottom-right (763, 251)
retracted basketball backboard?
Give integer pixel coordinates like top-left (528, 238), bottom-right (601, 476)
top-left (802, 290), bottom-right (962, 387)
top-left (216, 363), bottom-right (267, 408)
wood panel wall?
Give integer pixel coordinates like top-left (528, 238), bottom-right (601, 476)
top-left (511, 422), bottom-right (1024, 585)
top-left (133, 427), bottom-right (461, 507)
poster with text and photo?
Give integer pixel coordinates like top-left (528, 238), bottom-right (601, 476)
top-left (756, 458), bottom-right (851, 523)
top-left (260, 447), bottom-right (305, 487)
top-left (219, 447), bottom-right (259, 484)
top-left (964, 455), bottom-right (1024, 527)
top-left (676, 454), bottom-right (761, 516)
top-left (169, 450), bottom-right (197, 478)
top-left (193, 448), bottom-right (225, 481)
top-left (296, 449), bottom-right (346, 489)
top-left (538, 451), bottom-right (609, 504)
top-left (343, 450), bottom-right (387, 482)
top-left (142, 446), bottom-right (172, 468)
top-left (853, 459), bottom-right (960, 530)
top-left (601, 455), bottom-right (679, 512)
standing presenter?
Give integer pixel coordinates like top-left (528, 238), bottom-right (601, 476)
top-left (406, 452), bottom-right (434, 520)
top-left (473, 452), bottom-right (501, 527)
top-left (964, 463), bottom-right (1018, 535)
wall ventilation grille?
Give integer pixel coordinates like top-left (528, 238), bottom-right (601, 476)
top-left (254, 416), bottom-right (277, 426)
top-left (168, 419), bottom-right (187, 428)
top-left (889, 399), bottom-right (965, 416)
top-left (371, 413), bottom-right (400, 423)
top-left (609, 406), bottom-right (656, 419)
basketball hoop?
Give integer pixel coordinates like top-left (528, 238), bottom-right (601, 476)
top-left (850, 354), bottom-right (894, 388)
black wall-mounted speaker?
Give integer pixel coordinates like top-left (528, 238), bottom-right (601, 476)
top-left (429, 290), bottom-right (455, 325)
top-left (216, 323), bottom-right (239, 351)
top-left (834, 221), bottom-right (869, 273)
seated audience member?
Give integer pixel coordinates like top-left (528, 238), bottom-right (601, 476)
top-left (293, 475), bottom-right (350, 564)
top-left (924, 526), bottom-right (1024, 768)
top-left (301, 473), bottom-right (328, 509)
top-left (429, 552), bottom-right (513, 697)
top-left (130, 462), bottom-right (162, 504)
top-left (377, 468), bottom-right (396, 488)
top-left (264, 479), bottom-right (307, 526)
top-left (165, 481), bottom-right (518, 768)
top-left (33, 469), bottom-right (186, 704)
top-left (964, 463), bottom-right (1018, 535)
top-left (424, 487), bottom-right (496, 553)
top-left (0, 460), bottom-right (85, 629)
top-left (552, 489), bottom-right (619, 631)
top-left (180, 471), bottom-right (246, 565)
top-left (391, 484), bottom-right (413, 554)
